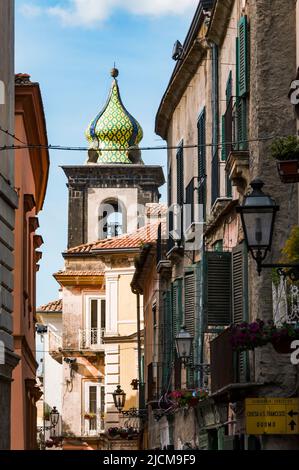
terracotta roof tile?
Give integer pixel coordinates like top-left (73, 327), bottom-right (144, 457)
top-left (145, 203), bottom-right (168, 218)
top-left (67, 221), bottom-right (161, 255)
top-left (37, 299), bottom-right (62, 313)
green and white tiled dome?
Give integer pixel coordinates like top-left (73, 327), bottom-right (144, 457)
top-left (86, 69), bottom-right (143, 164)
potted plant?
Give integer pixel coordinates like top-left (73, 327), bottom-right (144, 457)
top-left (229, 320), bottom-right (299, 354)
top-left (108, 427), bottom-right (120, 438)
top-left (271, 136), bottom-right (299, 183)
top-left (169, 389), bottom-right (209, 409)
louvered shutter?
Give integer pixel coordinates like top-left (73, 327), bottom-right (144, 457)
top-left (198, 108), bottom-right (206, 178)
top-left (206, 252), bottom-right (232, 326)
top-left (221, 115), bottom-right (226, 162)
top-left (184, 271), bottom-right (196, 338)
top-left (168, 167), bottom-right (172, 206)
top-left (198, 108), bottom-right (206, 220)
top-left (238, 16), bottom-right (249, 97)
top-left (176, 144), bottom-right (184, 205)
top-left (184, 270), bottom-right (196, 388)
top-left (211, 44), bottom-right (219, 205)
top-left (172, 280), bottom-right (183, 389)
top-left (232, 243), bottom-right (249, 382)
top-left (172, 279), bottom-right (183, 339)
top-left (236, 97), bottom-right (247, 151)
top-left (162, 290), bottom-right (172, 390)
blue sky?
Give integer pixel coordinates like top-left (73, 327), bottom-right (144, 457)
top-left (15, 0), bottom-right (197, 306)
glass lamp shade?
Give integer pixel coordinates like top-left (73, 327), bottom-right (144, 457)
top-left (175, 327), bottom-right (193, 362)
top-left (50, 407), bottom-right (60, 426)
top-left (112, 385), bottom-right (126, 412)
top-left (237, 179), bottom-right (279, 255)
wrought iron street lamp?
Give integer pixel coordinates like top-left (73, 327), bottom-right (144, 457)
top-left (112, 385), bottom-right (126, 412)
top-left (50, 407), bottom-right (59, 427)
top-left (237, 178), bottom-right (299, 278)
top-left (50, 406), bottom-right (59, 438)
top-left (175, 326), bottom-right (193, 366)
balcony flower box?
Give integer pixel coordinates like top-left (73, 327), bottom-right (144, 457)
top-left (271, 136), bottom-right (299, 183)
top-left (229, 320), bottom-right (299, 354)
top-left (107, 427), bottom-right (139, 439)
top-left (168, 389), bottom-right (209, 409)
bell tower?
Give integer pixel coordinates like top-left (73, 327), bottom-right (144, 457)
top-left (63, 69), bottom-right (164, 249)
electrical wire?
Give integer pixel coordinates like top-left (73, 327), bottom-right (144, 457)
top-left (0, 125), bottom-right (293, 153)
top-left (0, 125), bottom-right (26, 144)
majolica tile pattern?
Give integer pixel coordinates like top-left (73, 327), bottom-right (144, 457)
top-left (86, 78), bottom-right (143, 164)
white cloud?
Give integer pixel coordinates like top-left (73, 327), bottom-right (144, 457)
top-left (21, 0), bottom-right (198, 27)
top-left (20, 4), bottom-right (43, 18)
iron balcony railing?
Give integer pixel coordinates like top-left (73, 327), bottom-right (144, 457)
top-left (79, 328), bottom-right (105, 350)
top-left (224, 96), bottom-right (248, 155)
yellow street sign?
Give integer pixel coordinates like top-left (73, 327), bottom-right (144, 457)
top-left (246, 398), bottom-right (299, 435)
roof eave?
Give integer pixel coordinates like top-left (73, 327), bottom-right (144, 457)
top-left (155, 38), bottom-right (208, 139)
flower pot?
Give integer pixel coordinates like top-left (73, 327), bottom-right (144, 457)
top-left (277, 160), bottom-right (299, 183)
top-left (272, 336), bottom-right (293, 354)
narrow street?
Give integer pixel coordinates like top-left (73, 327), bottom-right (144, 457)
top-left (1, 0), bottom-right (299, 458)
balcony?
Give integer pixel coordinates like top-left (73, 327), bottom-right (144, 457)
top-left (210, 328), bottom-right (260, 400)
top-left (79, 328), bottom-right (105, 352)
top-left (48, 329), bottom-right (63, 363)
top-left (223, 96), bottom-right (249, 193)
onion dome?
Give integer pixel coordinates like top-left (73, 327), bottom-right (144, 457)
top-left (86, 69), bottom-right (143, 164)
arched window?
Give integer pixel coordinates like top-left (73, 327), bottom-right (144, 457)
top-left (99, 199), bottom-right (126, 239)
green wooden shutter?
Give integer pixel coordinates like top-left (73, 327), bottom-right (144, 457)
top-left (184, 271), bottom-right (196, 338)
top-left (236, 97), bottom-right (248, 151)
top-left (211, 44), bottom-right (219, 205)
top-left (197, 108), bottom-right (206, 220)
top-left (226, 71), bottom-right (232, 105)
top-left (236, 36), bottom-right (240, 97)
top-left (221, 115), bottom-right (226, 161)
top-left (198, 108), bottom-right (206, 178)
top-left (225, 72), bottom-right (233, 197)
top-left (232, 243), bottom-right (249, 382)
top-left (168, 166), bottom-right (172, 206)
top-left (184, 270), bottom-right (196, 388)
top-left (162, 290), bottom-right (172, 390)
top-left (172, 279), bottom-right (183, 339)
top-left (238, 16), bottom-right (249, 97)
top-left (172, 279), bottom-right (183, 389)
top-left (176, 143), bottom-right (184, 205)
top-left (206, 252), bottom-right (232, 326)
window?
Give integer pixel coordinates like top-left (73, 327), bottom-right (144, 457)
top-left (83, 381), bottom-right (105, 435)
top-left (99, 198), bottom-right (126, 239)
top-left (222, 72), bottom-right (233, 197)
top-left (83, 296), bottom-right (106, 347)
